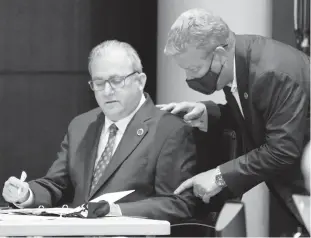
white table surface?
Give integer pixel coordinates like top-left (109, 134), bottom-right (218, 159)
top-left (0, 214), bottom-right (170, 236)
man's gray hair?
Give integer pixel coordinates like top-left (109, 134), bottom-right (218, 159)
top-left (164, 8), bottom-right (231, 56)
top-left (88, 40), bottom-right (143, 74)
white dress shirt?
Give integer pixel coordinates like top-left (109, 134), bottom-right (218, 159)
top-left (227, 56), bottom-right (244, 117)
top-left (17, 94), bottom-right (146, 210)
top-left (95, 94), bottom-right (146, 167)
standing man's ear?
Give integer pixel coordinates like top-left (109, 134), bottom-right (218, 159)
top-left (215, 46), bottom-right (227, 56)
top-left (214, 46), bottom-right (229, 64)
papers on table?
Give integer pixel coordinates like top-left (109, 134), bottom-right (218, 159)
top-left (90, 190), bottom-right (134, 204)
top-left (0, 206), bottom-right (77, 216)
top-left (0, 214), bottom-right (56, 221)
top-left (0, 190), bottom-right (135, 218)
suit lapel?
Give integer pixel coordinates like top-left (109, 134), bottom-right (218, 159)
top-left (83, 113), bottom-right (105, 201)
top-left (224, 86), bottom-right (254, 152)
top-left (88, 94), bottom-right (154, 200)
top-left (235, 36), bottom-right (253, 133)
top-left (223, 86), bottom-right (247, 131)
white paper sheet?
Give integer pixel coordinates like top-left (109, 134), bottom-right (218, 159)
top-left (0, 214), bottom-right (56, 221)
top-left (90, 190), bottom-right (135, 204)
top-left (0, 207), bottom-right (78, 216)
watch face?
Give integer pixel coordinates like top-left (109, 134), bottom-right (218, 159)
top-left (216, 174), bottom-right (226, 187)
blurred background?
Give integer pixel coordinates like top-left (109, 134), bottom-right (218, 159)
top-left (0, 0), bottom-right (309, 236)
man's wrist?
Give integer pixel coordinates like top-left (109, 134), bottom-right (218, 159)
top-left (14, 188), bottom-right (34, 208)
top-left (109, 203), bottom-right (122, 216)
top-left (18, 190), bottom-right (30, 203)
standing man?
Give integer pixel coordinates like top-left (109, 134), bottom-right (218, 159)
top-left (158, 8), bottom-right (310, 227)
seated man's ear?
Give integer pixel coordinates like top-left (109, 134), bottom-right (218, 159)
top-left (137, 73), bottom-right (147, 91)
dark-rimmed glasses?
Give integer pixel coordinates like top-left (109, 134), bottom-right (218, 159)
top-left (88, 71), bottom-right (138, 91)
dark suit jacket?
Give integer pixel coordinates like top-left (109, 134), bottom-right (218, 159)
top-left (204, 34), bottom-right (310, 223)
top-left (28, 94), bottom-right (198, 223)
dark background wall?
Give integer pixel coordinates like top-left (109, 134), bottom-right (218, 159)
top-left (0, 0), bottom-right (157, 204)
top-left (272, 0), bottom-right (297, 47)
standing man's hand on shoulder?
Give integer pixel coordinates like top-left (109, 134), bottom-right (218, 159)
top-left (156, 102), bottom-right (208, 131)
top-left (2, 176), bottom-right (30, 204)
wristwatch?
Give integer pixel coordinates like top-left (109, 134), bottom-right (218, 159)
top-left (215, 166), bottom-right (227, 188)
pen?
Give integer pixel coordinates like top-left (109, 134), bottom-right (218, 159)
top-left (17, 171), bottom-right (27, 196)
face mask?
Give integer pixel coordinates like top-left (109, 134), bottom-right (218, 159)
top-left (186, 54), bottom-right (225, 95)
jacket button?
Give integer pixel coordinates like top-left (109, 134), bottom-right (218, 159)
top-left (137, 128), bottom-right (144, 136)
top-left (244, 92), bottom-right (248, 99)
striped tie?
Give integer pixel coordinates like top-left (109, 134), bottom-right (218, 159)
top-left (90, 123), bottom-right (118, 194)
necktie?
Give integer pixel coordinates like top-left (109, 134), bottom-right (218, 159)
top-left (223, 86), bottom-right (253, 153)
top-left (90, 123), bottom-right (118, 194)
top-left (223, 86), bottom-right (244, 121)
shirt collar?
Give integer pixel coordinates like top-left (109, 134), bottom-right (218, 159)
top-left (227, 55), bottom-right (237, 93)
top-left (104, 94), bottom-right (146, 134)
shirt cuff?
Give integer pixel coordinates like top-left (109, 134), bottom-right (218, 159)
top-left (14, 188), bottom-right (34, 208)
top-left (108, 203), bottom-right (122, 216)
top-left (115, 204), bottom-right (122, 216)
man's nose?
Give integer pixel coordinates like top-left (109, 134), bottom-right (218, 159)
top-left (102, 83), bottom-right (115, 95)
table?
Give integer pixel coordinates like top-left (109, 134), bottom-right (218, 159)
top-left (0, 215), bottom-right (170, 236)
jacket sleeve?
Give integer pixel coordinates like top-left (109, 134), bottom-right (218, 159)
top-left (201, 101), bottom-right (235, 131)
top-left (118, 123), bottom-right (198, 223)
top-left (219, 71), bottom-right (309, 196)
top-left (28, 128), bottom-right (74, 208)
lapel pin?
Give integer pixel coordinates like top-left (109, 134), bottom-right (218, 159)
top-left (137, 128), bottom-right (144, 136)
top-left (244, 92), bottom-right (248, 99)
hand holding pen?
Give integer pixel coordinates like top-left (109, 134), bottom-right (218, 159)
top-left (2, 171), bottom-right (30, 204)
top-left (17, 171), bottom-right (27, 196)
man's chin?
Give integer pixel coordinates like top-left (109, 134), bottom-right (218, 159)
top-left (104, 114), bottom-right (121, 122)
top-left (101, 107), bottom-right (122, 120)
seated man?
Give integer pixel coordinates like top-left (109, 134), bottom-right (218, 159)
top-left (2, 40), bottom-right (197, 223)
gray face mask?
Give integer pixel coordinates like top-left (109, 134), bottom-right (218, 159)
top-left (186, 53), bottom-right (225, 95)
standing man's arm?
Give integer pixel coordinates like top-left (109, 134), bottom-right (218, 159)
top-left (157, 101), bottom-right (232, 132)
top-left (201, 101), bottom-right (235, 131)
top-left (157, 100), bottom-right (234, 133)
top-left (219, 72), bottom-right (309, 196)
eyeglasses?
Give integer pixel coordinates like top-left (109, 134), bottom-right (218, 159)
top-left (88, 71), bottom-right (138, 91)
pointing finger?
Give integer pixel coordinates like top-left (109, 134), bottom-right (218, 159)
top-left (170, 103), bottom-right (188, 114)
top-left (174, 178), bottom-right (194, 194)
top-left (157, 103), bottom-right (176, 112)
